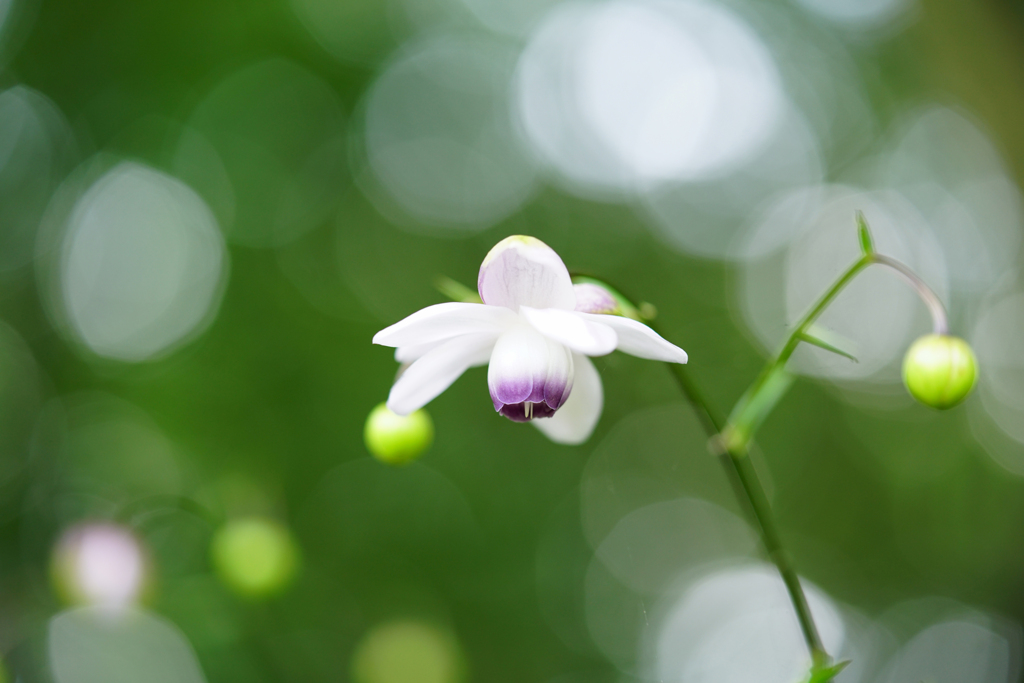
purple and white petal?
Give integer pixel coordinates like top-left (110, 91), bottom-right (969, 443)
top-left (576, 313), bottom-right (687, 363)
top-left (373, 302), bottom-right (516, 349)
top-left (520, 306), bottom-right (617, 357)
top-left (532, 353), bottom-right (603, 445)
top-left (387, 332), bottom-right (497, 415)
top-left (573, 283), bottom-right (620, 314)
top-left (477, 236), bottom-right (576, 311)
top-left (488, 325), bottom-right (574, 421)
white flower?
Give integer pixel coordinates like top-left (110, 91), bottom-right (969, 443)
top-left (372, 236), bottom-right (688, 444)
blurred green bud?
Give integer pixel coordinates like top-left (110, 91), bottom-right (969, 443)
top-left (211, 517), bottom-right (300, 599)
top-left (364, 403), bottom-right (433, 465)
top-left (51, 522), bottom-right (150, 608)
top-left (902, 334), bottom-right (978, 409)
top-left (352, 620), bottom-right (466, 683)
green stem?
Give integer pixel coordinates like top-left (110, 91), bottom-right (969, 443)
top-left (662, 362), bottom-right (829, 666)
top-left (694, 256), bottom-right (877, 663)
top-left (776, 254), bottom-right (873, 370)
top-left (723, 254), bottom-right (872, 453)
top-left (731, 448), bottom-right (828, 664)
top-left (575, 231), bottom-right (949, 677)
top-left (723, 251), bottom-right (950, 454)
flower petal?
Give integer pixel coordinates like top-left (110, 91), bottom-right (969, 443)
top-left (373, 302), bottom-right (516, 349)
top-left (488, 325), bottom-right (574, 415)
top-left (576, 313), bottom-right (687, 363)
top-left (520, 306), bottom-right (617, 356)
top-left (573, 283), bottom-right (620, 314)
top-left (477, 236), bottom-right (576, 311)
top-left (394, 340), bottom-right (444, 364)
top-left (533, 353), bottom-right (603, 444)
top-left (387, 333), bottom-right (496, 415)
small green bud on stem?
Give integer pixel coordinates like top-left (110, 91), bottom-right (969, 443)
top-left (211, 517), bottom-right (300, 598)
top-left (364, 403), bottom-right (434, 465)
top-left (902, 334), bottom-right (978, 409)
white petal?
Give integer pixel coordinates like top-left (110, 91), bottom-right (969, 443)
top-left (520, 306), bottom-right (617, 356)
top-left (387, 333), bottom-right (496, 415)
top-left (373, 302), bottom-right (516, 348)
top-left (533, 353), bottom-right (603, 444)
top-left (576, 313), bottom-right (688, 363)
top-left (477, 236), bottom-right (576, 311)
top-left (394, 340), bottom-right (445, 364)
top-left (488, 325), bottom-right (574, 415)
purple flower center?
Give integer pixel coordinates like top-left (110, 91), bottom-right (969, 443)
top-left (498, 401), bottom-right (558, 423)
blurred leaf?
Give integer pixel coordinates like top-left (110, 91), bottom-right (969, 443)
top-left (798, 328), bottom-right (858, 362)
top-left (802, 659), bottom-right (850, 683)
top-left (724, 365), bottom-right (795, 451)
top-left (434, 276), bottom-right (481, 304)
top-left (856, 211), bottom-right (874, 255)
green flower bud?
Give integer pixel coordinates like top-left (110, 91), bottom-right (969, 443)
top-left (352, 620), bottom-right (466, 683)
top-left (364, 403), bottom-right (433, 465)
top-left (210, 517), bottom-right (300, 599)
top-left (902, 334), bottom-right (978, 409)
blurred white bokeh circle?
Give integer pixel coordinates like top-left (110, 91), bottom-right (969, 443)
top-left (969, 284), bottom-right (1024, 474)
top-left (642, 105), bottom-right (824, 260)
top-left (877, 614), bottom-right (1021, 683)
top-left (360, 33), bottom-right (537, 232)
top-left (56, 162), bottom-right (227, 362)
top-left (792, 0), bottom-right (913, 29)
top-left (0, 85), bottom-right (76, 272)
top-left (290, 0), bottom-right (395, 65)
top-left (648, 564), bottom-right (846, 683)
top-left (49, 606), bottom-right (207, 683)
top-left (458, 0), bottom-right (561, 37)
top-left (879, 106), bottom-right (1022, 295)
top-left (593, 498), bottom-right (756, 597)
top-left (516, 0), bottom-right (785, 195)
top-left (179, 59), bottom-right (347, 248)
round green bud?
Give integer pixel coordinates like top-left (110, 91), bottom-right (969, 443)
top-left (210, 517), bottom-right (300, 599)
top-left (364, 403), bottom-right (433, 465)
top-left (902, 334), bottom-right (978, 409)
top-left (351, 620), bottom-right (466, 683)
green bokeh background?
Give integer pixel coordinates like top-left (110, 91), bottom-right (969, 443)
top-left (2, 0), bottom-right (1024, 680)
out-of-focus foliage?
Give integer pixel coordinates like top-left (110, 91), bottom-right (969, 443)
top-left (1, 0), bottom-right (1024, 681)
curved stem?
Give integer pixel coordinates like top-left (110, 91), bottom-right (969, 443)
top-left (723, 252), bottom-right (950, 454)
top-left (872, 255), bottom-right (949, 335)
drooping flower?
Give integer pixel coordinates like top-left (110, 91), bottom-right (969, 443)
top-left (372, 236), bottom-right (687, 444)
